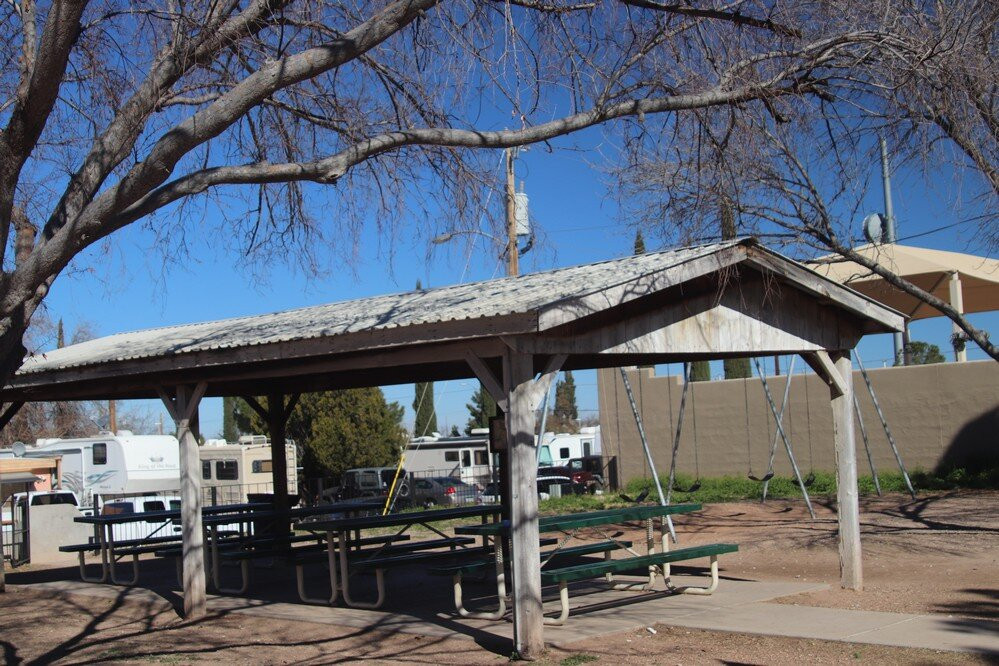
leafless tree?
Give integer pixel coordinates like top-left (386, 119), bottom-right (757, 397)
top-left (613, 0), bottom-right (997, 362)
top-left (0, 0), bottom-right (980, 389)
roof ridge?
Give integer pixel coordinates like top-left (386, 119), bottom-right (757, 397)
top-left (50, 239), bottom-right (745, 347)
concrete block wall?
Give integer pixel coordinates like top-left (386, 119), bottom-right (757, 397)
top-left (598, 360), bottom-right (998, 486)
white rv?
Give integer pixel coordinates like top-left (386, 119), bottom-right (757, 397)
top-left (537, 426), bottom-right (601, 467)
top-left (16, 432), bottom-right (180, 508)
top-left (199, 436), bottom-right (298, 504)
top-left (405, 432), bottom-right (492, 486)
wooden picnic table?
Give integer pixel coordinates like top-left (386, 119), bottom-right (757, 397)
top-left (294, 504), bottom-right (502, 609)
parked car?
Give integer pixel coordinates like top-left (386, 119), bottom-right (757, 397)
top-left (480, 473), bottom-right (571, 504)
top-left (409, 476), bottom-right (480, 508)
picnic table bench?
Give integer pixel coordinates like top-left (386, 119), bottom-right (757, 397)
top-left (295, 504), bottom-right (502, 609)
top-left (453, 504), bottom-right (738, 624)
top-left (62, 500), bottom-right (381, 587)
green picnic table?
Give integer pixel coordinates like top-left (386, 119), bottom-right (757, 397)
top-left (451, 503), bottom-right (737, 624)
top-left (294, 504), bottom-right (503, 608)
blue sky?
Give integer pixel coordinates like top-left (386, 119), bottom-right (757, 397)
top-left (36, 128), bottom-right (997, 438)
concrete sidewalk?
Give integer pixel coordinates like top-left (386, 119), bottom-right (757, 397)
top-left (19, 574), bottom-right (999, 656)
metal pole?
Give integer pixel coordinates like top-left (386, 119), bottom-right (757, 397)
top-left (536, 376), bottom-right (555, 464)
top-left (855, 355), bottom-right (915, 498)
top-left (880, 137), bottom-right (904, 366)
top-left (618, 368), bottom-right (676, 543)
top-left (949, 272), bottom-right (967, 362)
top-left (666, 364), bottom-right (693, 504)
top-left (754, 360), bottom-right (816, 519)
top-left (762, 356), bottom-right (796, 501)
top-left (853, 393), bottom-right (881, 496)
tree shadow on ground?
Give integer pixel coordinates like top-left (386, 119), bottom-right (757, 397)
top-left (934, 587), bottom-right (999, 622)
top-left (2, 584), bottom-right (507, 665)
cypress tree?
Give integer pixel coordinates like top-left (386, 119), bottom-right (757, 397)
top-left (413, 381), bottom-right (438, 436)
top-left (552, 371), bottom-right (579, 433)
top-left (411, 280), bottom-right (438, 437)
top-left (222, 396), bottom-right (239, 442)
top-left (719, 200), bottom-right (751, 379)
top-left (689, 361), bottom-right (711, 382)
top-left (57, 319), bottom-right (65, 348)
top-left (465, 385), bottom-right (497, 434)
top-left (633, 229), bottom-right (646, 254)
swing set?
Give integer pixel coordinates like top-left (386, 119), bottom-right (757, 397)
top-left (616, 353), bottom-right (916, 527)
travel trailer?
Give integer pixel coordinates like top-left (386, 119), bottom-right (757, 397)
top-left (199, 435), bottom-right (298, 504)
top-left (14, 432), bottom-right (180, 508)
top-left (537, 426), bottom-right (602, 467)
top-left (405, 431), bottom-right (492, 486)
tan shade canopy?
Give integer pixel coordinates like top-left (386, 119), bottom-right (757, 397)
top-left (809, 243), bottom-right (999, 321)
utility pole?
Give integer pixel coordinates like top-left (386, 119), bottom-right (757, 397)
top-left (505, 147), bottom-right (519, 277)
top-left (109, 400), bottom-right (117, 434)
top-left (880, 137), bottom-right (907, 366)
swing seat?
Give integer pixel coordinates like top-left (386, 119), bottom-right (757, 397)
top-left (748, 472), bottom-right (774, 483)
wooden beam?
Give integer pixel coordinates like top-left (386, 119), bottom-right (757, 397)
top-left (0, 402), bottom-right (24, 432)
top-left (744, 247), bottom-right (905, 334)
top-left (241, 395), bottom-right (268, 420)
top-left (802, 351), bottom-right (847, 398)
top-left (829, 351), bottom-right (862, 590)
top-left (283, 393), bottom-right (301, 422)
top-left (464, 351), bottom-right (509, 412)
top-left (529, 353), bottom-right (567, 411)
top-left (161, 385), bottom-right (207, 619)
top-left (505, 349), bottom-right (544, 659)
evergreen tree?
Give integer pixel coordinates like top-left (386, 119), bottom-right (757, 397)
top-left (465, 385), bottom-right (497, 434)
top-left (689, 361), bottom-right (711, 382)
top-left (56, 319), bottom-right (65, 348)
top-left (236, 388), bottom-right (406, 479)
top-left (411, 280), bottom-right (438, 437)
top-left (723, 358), bottom-right (751, 379)
top-left (552, 371), bottom-right (579, 433)
top-left (449, 424), bottom-right (460, 437)
top-left (905, 341), bottom-right (946, 365)
top-left (633, 229), bottom-right (646, 254)
top-left (717, 200), bottom-right (751, 379)
top-left (413, 381), bottom-right (438, 436)
top-left (222, 396), bottom-right (239, 442)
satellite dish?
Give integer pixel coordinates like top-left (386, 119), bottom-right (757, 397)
top-left (12, 441), bottom-right (26, 457)
top-left (863, 213), bottom-right (885, 243)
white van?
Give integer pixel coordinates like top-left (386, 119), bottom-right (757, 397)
top-left (98, 494), bottom-right (182, 542)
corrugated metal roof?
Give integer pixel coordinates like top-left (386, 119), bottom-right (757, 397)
top-left (17, 240), bottom-right (742, 376)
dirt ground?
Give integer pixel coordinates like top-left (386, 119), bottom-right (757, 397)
top-left (1, 490), bottom-right (996, 665)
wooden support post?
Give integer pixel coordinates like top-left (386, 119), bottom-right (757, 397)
top-left (159, 383), bottom-right (208, 618)
top-left (266, 393), bottom-right (291, 516)
top-left (0, 401), bottom-right (21, 593)
top-left (505, 349), bottom-right (544, 660)
top-left (829, 352), bottom-right (863, 590)
top-left (1, 494), bottom-right (5, 593)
